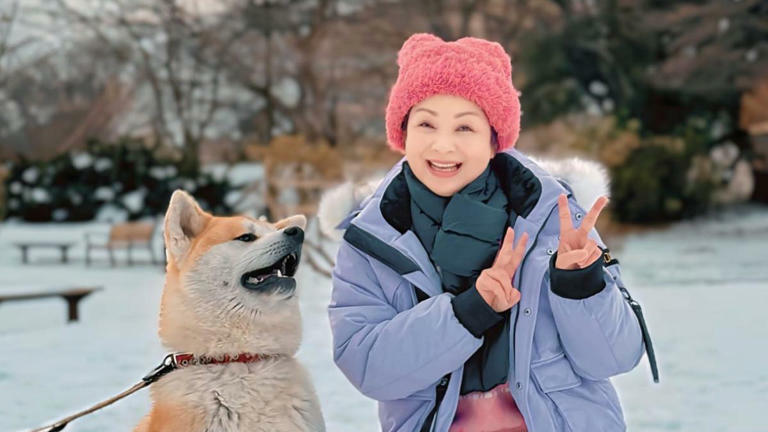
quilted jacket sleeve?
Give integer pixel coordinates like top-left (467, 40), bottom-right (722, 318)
top-left (546, 199), bottom-right (645, 381)
top-left (328, 239), bottom-right (483, 401)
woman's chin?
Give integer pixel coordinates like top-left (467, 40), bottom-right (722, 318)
top-left (426, 182), bottom-right (460, 197)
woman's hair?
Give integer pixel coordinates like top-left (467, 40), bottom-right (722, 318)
top-left (400, 110), bottom-right (499, 152)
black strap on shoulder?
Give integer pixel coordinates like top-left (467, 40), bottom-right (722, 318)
top-left (599, 246), bottom-right (660, 383)
top-left (556, 177), bottom-right (574, 198)
top-left (342, 224), bottom-right (419, 275)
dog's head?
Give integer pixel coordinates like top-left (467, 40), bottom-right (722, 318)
top-left (159, 189), bottom-right (307, 356)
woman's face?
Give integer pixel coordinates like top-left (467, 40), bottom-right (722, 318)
top-left (404, 94), bottom-right (495, 197)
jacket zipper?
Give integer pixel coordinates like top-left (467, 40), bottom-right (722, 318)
top-left (422, 217), bottom-right (551, 432)
top-left (421, 374), bottom-right (450, 432)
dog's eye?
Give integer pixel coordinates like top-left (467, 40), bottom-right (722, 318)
top-left (235, 233), bottom-right (257, 242)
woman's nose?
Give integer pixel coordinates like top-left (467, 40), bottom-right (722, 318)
top-left (431, 137), bottom-right (456, 152)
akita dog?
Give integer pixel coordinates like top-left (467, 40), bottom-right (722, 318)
top-left (134, 190), bottom-right (325, 432)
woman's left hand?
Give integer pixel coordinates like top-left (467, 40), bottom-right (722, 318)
top-left (555, 194), bottom-right (609, 270)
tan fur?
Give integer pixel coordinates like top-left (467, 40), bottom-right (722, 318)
top-left (134, 190), bottom-right (325, 432)
top-left (135, 401), bottom-right (205, 432)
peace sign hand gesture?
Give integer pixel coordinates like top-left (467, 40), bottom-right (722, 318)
top-left (555, 194), bottom-right (609, 270)
top-left (475, 227), bottom-right (529, 313)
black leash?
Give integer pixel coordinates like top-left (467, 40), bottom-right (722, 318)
top-left (29, 354), bottom-right (178, 432)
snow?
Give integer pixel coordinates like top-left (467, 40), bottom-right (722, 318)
top-left (271, 77), bottom-right (302, 108)
top-left (70, 153), bottom-right (93, 170)
top-left (94, 204), bottom-right (128, 223)
top-left (589, 81), bottom-right (608, 97)
top-left (148, 166), bottom-right (177, 180)
top-left (607, 204), bottom-right (768, 431)
top-left (202, 162), bottom-right (266, 215)
top-left (93, 158), bottom-right (113, 172)
top-left (120, 189), bottom-right (146, 214)
top-left (22, 168), bottom-right (38, 184)
top-left (51, 208), bottom-right (68, 221)
top-left (30, 188), bottom-right (50, 203)
top-left (1, 203), bottom-right (767, 431)
top-left (93, 187), bottom-right (115, 202)
top-left (0, 219), bottom-right (374, 432)
top-left (201, 162), bottom-right (263, 186)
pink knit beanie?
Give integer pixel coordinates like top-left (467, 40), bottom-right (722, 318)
top-left (385, 33), bottom-right (521, 154)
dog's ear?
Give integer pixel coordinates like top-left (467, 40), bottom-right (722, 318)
top-left (164, 190), bottom-right (212, 264)
top-left (274, 214), bottom-right (307, 231)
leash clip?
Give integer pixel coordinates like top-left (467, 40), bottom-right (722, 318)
top-left (141, 353), bottom-right (177, 384)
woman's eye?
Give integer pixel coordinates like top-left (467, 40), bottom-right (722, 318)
top-left (235, 233), bottom-right (256, 242)
top-left (418, 122), bottom-right (472, 132)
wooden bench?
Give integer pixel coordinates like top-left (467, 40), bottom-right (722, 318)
top-left (0, 287), bottom-right (103, 322)
top-left (13, 241), bottom-right (77, 264)
top-left (85, 221), bottom-right (160, 266)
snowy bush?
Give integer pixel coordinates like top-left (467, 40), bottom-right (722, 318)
top-left (2, 137), bottom-right (240, 222)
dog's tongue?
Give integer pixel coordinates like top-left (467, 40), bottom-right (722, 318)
top-left (250, 269), bottom-right (281, 283)
top-left (251, 274), bottom-right (270, 283)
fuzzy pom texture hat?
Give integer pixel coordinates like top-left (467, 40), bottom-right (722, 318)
top-left (385, 33), bottom-right (521, 153)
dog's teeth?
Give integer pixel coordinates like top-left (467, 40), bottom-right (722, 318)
top-left (276, 269), bottom-right (282, 277)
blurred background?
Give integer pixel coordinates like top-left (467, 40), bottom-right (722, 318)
top-left (0, 0), bottom-right (766, 431)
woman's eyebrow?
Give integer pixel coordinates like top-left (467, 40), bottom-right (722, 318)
top-left (413, 107), bottom-right (481, 118)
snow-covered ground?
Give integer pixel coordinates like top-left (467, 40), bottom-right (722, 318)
top-left (1, 203), bottom-right (766, 431)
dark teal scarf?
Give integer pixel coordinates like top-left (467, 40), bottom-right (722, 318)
top-left (402, 160), bottom-right (514, 394)
top-left (402, 161), bottom-right (509, 294)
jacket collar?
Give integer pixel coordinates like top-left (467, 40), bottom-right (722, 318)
top-left (346, 148), bottom-right (570, 297)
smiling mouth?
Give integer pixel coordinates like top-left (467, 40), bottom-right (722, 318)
top-left (427, 160), bottom-right (462, 172)
top-left (240, 252), bottom-right (299, 290)
top-left (426, 159), bottom-right (462, 177)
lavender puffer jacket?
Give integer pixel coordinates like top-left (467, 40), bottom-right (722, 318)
top-left (326, 148), bottom-right (648, 432)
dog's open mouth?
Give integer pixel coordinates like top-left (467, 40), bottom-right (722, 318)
top-left (240, 252), bottom-right (299, 290)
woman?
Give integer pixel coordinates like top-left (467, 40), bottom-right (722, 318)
top-left (326, 33), bottom-right (645, 432)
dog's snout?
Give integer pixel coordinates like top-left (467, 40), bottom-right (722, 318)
top-left (284, 226), bottom-right (304, 240)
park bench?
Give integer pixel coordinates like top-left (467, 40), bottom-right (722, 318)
top-left (85, 221), bottom-right (161, 266)
top-left (0, 286), bottom-right (103, 322)
top-left (13, 241), bottom-right (77, 264)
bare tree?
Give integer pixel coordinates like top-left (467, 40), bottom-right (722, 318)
top-left (51, 0), bottom-right (237, 173)
top-left (0, 1), bottom-right (26, 86)
top-left (641, 0), bottom-right (768, 96)
top-left (0, 38), bottom-right (134, 160)
top-left (1, 2), bottom-right (132, 160)
top-left (4, 0), bottom-right (584, 163)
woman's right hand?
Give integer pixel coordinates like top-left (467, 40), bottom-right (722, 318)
top-left (475, 227), bottom-right (529, 312)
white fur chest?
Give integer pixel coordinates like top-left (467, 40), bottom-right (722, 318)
top-left (149, 357), bottom-right (324, 432)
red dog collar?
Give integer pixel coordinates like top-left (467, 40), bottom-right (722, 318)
top-left (172, 352), bottom-right (275, 367)
top-left (143, 352), bottom-right (281, 385)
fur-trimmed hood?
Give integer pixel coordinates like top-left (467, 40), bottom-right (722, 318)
top-left (318, 153), bottom-right (610, 242)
